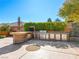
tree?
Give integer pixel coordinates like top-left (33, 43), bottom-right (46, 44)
top-left (0, 24), bottom-right (10, 32)
top-left (59, 0), bottom-right (79, 23)
top-left (18, 17), bottom-right (21, 31)
top-left (47, 18), bottom-right (52, 22)
top-left (55, 18), bottom-right (61, 22)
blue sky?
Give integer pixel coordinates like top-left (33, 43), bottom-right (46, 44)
top-left (0, 0), bottom-right (64, 23)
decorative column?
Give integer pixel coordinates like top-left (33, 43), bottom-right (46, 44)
top-left (67, 21), bottom-right (73, 32)
top-left (64, 20), bottom-right (73, 41)
top-left (65, 20), bottom-right (73, 32)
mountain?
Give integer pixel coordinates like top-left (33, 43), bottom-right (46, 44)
top-left (0, 22), bottom-right (25, 26)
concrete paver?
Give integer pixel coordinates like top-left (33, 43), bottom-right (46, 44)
top-left (21, 49), bottom-right (76, 59)
top-left (0, 37), bottom-right (79, 59)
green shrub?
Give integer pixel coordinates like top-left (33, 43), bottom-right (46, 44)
top-left (0, 36), bottom-right (4, 39)
top-left (24, 22), bottom-right (66, 31)
top-left (0, 24), bottom-right (10, 32)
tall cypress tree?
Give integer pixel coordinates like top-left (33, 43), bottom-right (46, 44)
top-left (47, 18), bottom-right (52, 22)
top-left (18, 17), bottom-right (21, 31)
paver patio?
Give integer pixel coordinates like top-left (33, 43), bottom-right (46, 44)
top-left (0, 37), bottom-right (79, 59)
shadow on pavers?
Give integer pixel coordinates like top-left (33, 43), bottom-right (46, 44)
top-left (0, 39), bottom-right (79, 55)
top-left (0, 43), bottom-right (22, 55)
top-left (24, 39), bottom-right (79, 49)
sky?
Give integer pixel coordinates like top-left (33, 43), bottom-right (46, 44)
top-left (0, 0), bottom-right (65, 23)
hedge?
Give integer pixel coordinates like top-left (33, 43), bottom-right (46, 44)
top-left (24, 22), bottom-right (66, 31)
